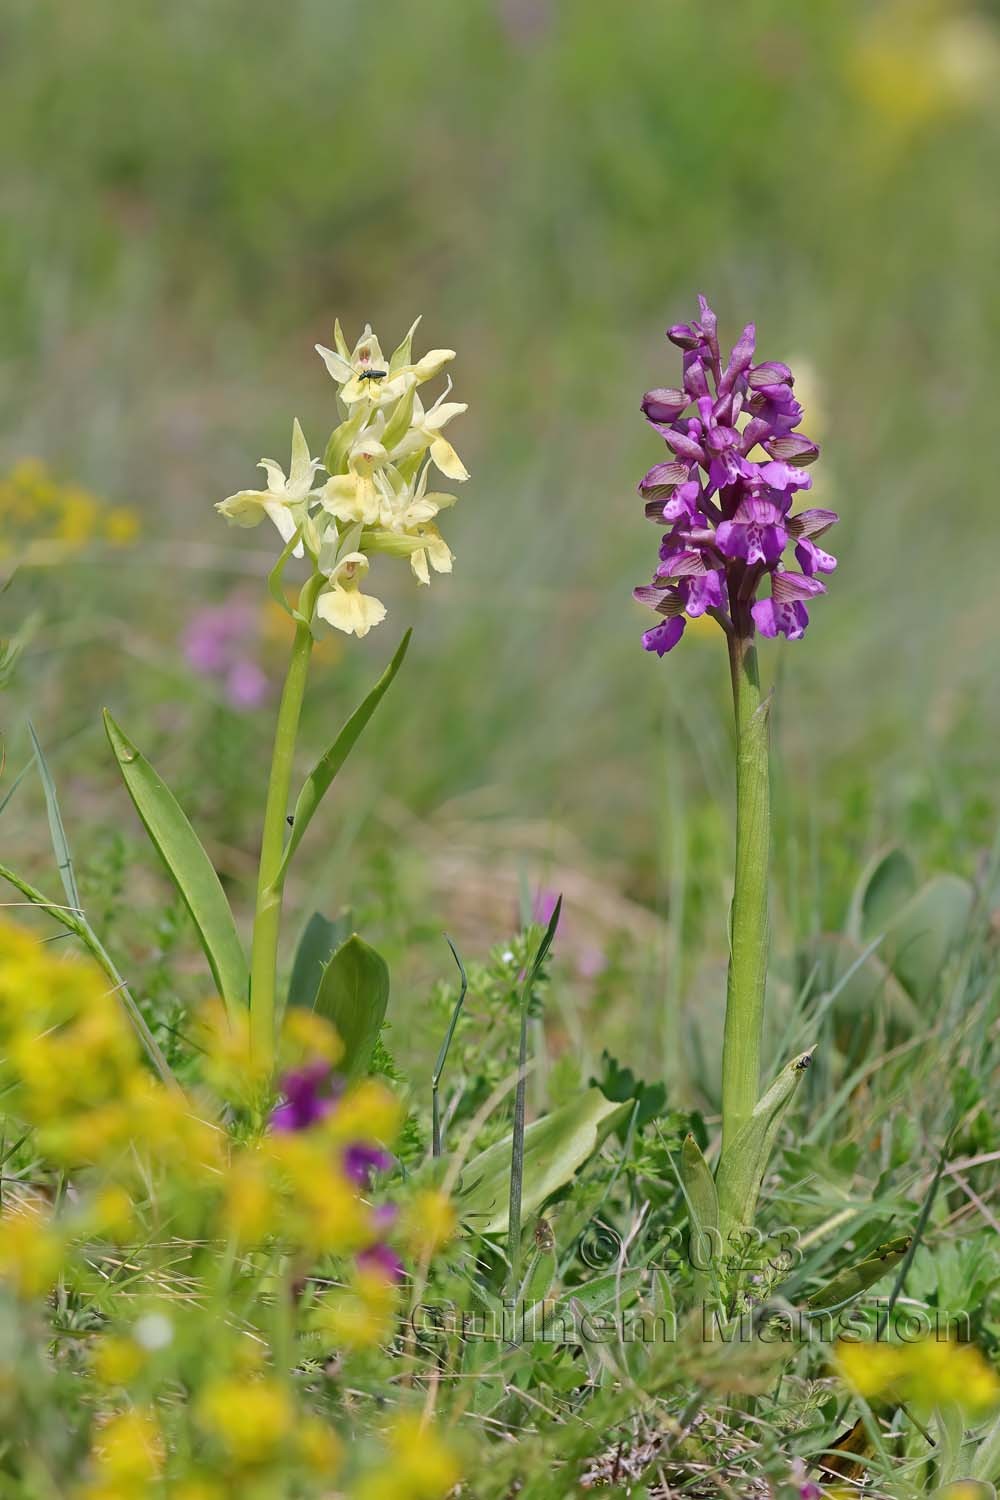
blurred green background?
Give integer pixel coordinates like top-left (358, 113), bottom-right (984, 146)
top-left (2, 0), bottom-right (999, 1082)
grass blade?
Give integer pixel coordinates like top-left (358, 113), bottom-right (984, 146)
top-left (508, 897), bottom-right (562, 1288)
top-left (103, 709), bottom-right (248, 1017)
top-left (432, 934), bottom-right (469, 1158)
top-left (28, 721), bottom-right (81, 914)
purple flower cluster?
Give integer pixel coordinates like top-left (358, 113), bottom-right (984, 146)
top-left (270, 1062), bottom-right (403, 1284)
top-left (633, 297), bottom-right (837, 655)
top-left (183, 595), bottom-right (270, 710)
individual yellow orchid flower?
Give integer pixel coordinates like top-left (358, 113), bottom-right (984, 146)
top-left (319, 438), bottom-right (390, 526)
top-left (216, 419), bottom-right (321, 555)
top-left (315, 319), bottom-right (455, 408)
top-left (315, 550), bottom-right (387, 638)
top-left (371, 463), bottom-right (456, 584)
top-left (390, 384), bottom-right (469, 482)
top-left (408, 522), bottom-right (454, 585)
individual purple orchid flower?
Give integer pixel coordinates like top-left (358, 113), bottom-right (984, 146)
top-left (343, 1141), bottom-right (394, 1187)
top-left (632, 297), bottom-right (836, 654)
top-left (270, 1060), bottom-right (338, 1132)
top-left (357, 1242), bottom-right (406, 1284)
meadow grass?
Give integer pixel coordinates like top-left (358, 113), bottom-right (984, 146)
top-left (2, 2), bottom-right (1000, 1495)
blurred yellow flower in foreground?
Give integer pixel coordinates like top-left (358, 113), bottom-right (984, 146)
top-left (83, 1408), bottom-right (164, 1496)
top-left (835, 1336), bottom-right (1000, 1417)
top-left (197, 1375), bottom-right (294, 1465)
top-left (0, 1204), bottom-right (65, 1299)
top-left (355, 1415), bottom-right (461, 1500)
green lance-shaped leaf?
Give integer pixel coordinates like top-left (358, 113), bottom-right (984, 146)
top-left (460, 1089), bottom-right (631, 1238)
top-left (312, 934), bottom-right (389, 1078)
top-left (805, 1236), bottom-right (911, 1313)
top-left (276, 630), bottom-right (411, 880)
top-left (103, 710), bottom-right (248, 1018)
top-left (287, 909), bottom-right (354, 1012)
top-left (716, 1049), bottom-right (814, 1239)
top-left (680, 1132), bottom-right (721, 1300)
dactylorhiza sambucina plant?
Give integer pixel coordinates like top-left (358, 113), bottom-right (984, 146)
top-left (633, 298), bottom-right (838, 1263)
top-left (1, 318), bottom-right (467, 1082)
top-left (213, 318), bottom-right (469, 1062)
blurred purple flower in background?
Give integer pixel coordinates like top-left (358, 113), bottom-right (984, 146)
top-left (183, 593), bottom-right (271, 709)
top-left (633, 297), bottom-right (836, 655)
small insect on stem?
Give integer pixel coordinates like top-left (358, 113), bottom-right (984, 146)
top-left (358, 369), bottom-right (388, 382)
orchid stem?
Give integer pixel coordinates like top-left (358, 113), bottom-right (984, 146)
top-left (721, 630), bottom-right (771, 1156)
top-left (249, 573), bottom-right (323, 1065)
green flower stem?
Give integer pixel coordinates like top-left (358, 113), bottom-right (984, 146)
top-left (721, 630), bottom-right (771, 1157)
top-left (249, 573), bottom-right (323, 1063)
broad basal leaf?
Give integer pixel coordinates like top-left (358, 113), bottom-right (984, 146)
top-left (103, 710), bottom-right (248, 1017)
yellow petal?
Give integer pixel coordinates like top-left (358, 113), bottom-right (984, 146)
top-left (429, 435), bottom-right (469, 481)
top-left (216, 492), bottom-right (267, 528)
top-left (317, 587), bottom-right (387, 638)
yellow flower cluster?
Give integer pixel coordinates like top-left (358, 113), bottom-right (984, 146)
top-left (0, 915), bottom-right (464, 1499)
top-left (0, 915), bottom-right (220, 1179)
top-left (0, 458), bottom-right (140, 561)
top-left (836, 1336), bottom-right (1000, 1417)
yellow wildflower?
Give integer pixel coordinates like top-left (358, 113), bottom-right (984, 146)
top-left (296, 1415), bottom-right (344, 1475)
top-left (88, 1408), bottom-right (163, 1488)
top-left (221, 1149), bottom-right (277, 1245)
top-left (278, 1006), bottom-right (343, 1071)
top-left (835, 1337), bottom-right (1000, 1417)
top-left (93, 1336), bottom-right (146, 1388)
top-left (197, 1375), bottom-right (293, 1464)
top-left (326, 1078), bottom-right (403, 1149)
top-left (103, 506), bottom-right (141, 546)
top-left (0, 1204), bottom-right (65, 1298)
top-left (356, 1415), bottom-right (461, 1500)
top-left (86, 1184), bottom-right (137, 1243)
top-left (263, 1134), bottom-right (370, 1254)
top-left (402, 1188), bottom-right (457, 1257)
top-left (315, 1268), bottom-right (400, 1353)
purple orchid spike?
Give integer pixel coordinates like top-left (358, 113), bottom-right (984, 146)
top-left (633, 299), bottom-right (836, 654)
top-left (270, 1060), bottom-right (338, 1132)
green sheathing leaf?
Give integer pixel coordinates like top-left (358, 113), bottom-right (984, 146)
top-left (312, 934), bottom-right (390, 1078)
top-left (716, 1050), bottom-right (814, 1239)
top-left (103, 710), bottom-right (248, 1017)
